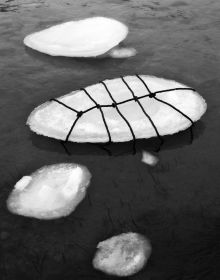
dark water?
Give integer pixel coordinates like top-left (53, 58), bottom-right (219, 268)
top-left (0, 0), bottom-right (220, 279)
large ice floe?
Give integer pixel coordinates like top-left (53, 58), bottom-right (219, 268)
top-left (27, 75), bottom-right (207, 143)
top-left (93, 232), bottom-right (151, 277)
top-left (7, 163), bottom-right (91, 219)
top-left (23, 17), bottom-right (128, 57)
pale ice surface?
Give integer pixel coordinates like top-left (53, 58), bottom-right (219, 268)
top-left (23, 17), bottom-right (128, 57)
top-left (27, 75), bottom-right (207, 143)
top-left (109, 47), bottom-right (137, 58)
top-left (142, 151), bottom-right (159, 166)
top-left (93, 232), bottom-right (152, 277)
top-left (14, 176), bottom-right (32, 191)
top-left (7, 163), bottom-right (91, 219)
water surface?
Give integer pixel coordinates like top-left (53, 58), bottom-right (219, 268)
top-left (0, 0), bottom-right (219, 279)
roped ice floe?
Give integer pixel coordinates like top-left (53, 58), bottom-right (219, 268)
top-left (27, 74), bottom-right (207, 144)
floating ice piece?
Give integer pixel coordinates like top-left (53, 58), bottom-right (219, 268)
top-left (93, 232), bottom-right (151, 277)
top-left (27, 75), bottom-right (207, 143)
top-left (24, 17), bottom-right (128, 57)
top-left (109, 47), bottom-right (137, 58)
top-left (14, 176), bottom-right (32, 191)
top-left (7, 163), bottom-right (91, 219)
top-left (142, 150), bottom-right (159, 166)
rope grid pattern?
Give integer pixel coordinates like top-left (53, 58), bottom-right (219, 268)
top-left (50, 75), bottom-right (195, 144)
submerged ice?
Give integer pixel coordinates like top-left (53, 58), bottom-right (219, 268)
top-left (93, 232), bottom-right (151, 277)
top-left (7, 163), bottom-right (91, 219)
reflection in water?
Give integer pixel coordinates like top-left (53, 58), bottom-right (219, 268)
top-left (29, 121), bottom-right (205, 157)
top-left (24, 45), bottom-right (132, 78)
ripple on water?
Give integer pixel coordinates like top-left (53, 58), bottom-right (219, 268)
top-left (0, 0), bottom-right (45, 13)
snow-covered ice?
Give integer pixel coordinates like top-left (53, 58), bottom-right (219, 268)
top-left (27, 75), bottom-right (207, 143)
top-left (7, 163), bottom-right (91, 219)
top-left (93, 232), bottom-right (152, 277)
top-left (24, 17), bottom-right (128, 57)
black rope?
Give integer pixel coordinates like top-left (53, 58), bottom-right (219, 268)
top-left (80, 88), bottom-right (112, 143)
top-left (135, 74), bottom-right (195, 94)
top-left (50, 75), bottom-right (195, 147)
top-left (154, 87), bottom-right (196, 95)
top-left (99, 80), bottom-right (137, 152)
top-left (154, 96), bottom-right (194, 125)
top-left (135, 74), bottom-right (194, 125)
top-left (50, 98), bottom-right (83, 142)
top-left (120, 76), bottom-right (163, 143)
top-left (135, 74), bottom-right (152, 94)
top-left (65, 113), bottom-right (82, 142)
top-left (50, 98), bottom-right (79, 113)
top-left (60, 140), bottom-right (71, 155)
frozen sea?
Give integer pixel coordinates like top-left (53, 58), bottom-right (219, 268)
top-left (0, 0), bottom-right (219, 279)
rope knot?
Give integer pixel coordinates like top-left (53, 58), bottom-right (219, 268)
top-left (77, 111), bottom-right (83, 117)
top-left (149, 93), bottom-right (156, 98)
top-left (133, 96), bottom-right (138, 102)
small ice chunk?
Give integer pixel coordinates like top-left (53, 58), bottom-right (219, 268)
top-left (7, 163), bottom-right (91, 219)
top-left (142, 151), bottom-right (159, 166)
top-left (109, 47), bottom-right (137, 58)
top-left (93, 232), bottom-right (151, 277)
top-left (14, 176), bottom-right (32, 191)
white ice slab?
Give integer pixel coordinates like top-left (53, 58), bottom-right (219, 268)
top-left (7, 163), bottom-right (91, 219)
top-left (93, 232), bottom-right (151, 277)
top-left (27, 75), bottom-right (207, 143)
top-left (24, 17), bottom-right (128, 57)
